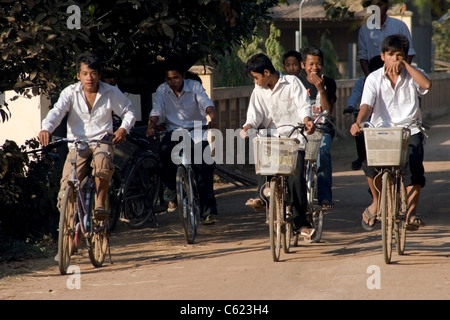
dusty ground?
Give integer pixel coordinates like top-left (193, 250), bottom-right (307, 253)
top-left (1, 112), bottom-right (449, 304)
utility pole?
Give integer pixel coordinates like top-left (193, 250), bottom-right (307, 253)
top-left (295, 0), bottom-right (306, 52)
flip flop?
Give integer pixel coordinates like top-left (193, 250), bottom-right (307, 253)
top-left (245, 198), bottom-right (264, 208)
top-left (361, 207), bottom-right (377, 231)
top-left (406, 216), bottom-right (425, 231)
top-left (320, 199), bottom-right (334, 210)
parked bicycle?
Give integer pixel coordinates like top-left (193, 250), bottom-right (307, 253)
top-left (361, 118), bottom-right (429, 264)
top-left (48, 136), bottom-right (114, 275)
top-left (108, 125), bottom-right (161, 231)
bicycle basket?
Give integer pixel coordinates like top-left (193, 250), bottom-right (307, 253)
top-left (364, 127), bottom-right (411, 167)
top-left (253, 137), bottom-right (300, 176)
top-left (304, 130), bottom-right (323, 162)
top-left (113, 140), bottom-right (138, 170)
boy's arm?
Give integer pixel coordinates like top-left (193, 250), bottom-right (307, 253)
top-left (386, 61), bottom-right (431, 90)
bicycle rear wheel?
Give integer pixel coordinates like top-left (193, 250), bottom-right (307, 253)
top-left (107, 171), bottom-right (121, 232)
top-left (122, 157), bottom-right (157, 228)
top-left (305, 163), bottom-right (323, 243)
top-left (282, 207), bottom-right (293, 253)
top-left (395, 177), bottom-right (407, 255)
top-left (269, 178), bottom-right (282, 262)
top-left (58, 184), bottom-right (77, 275)
top-left (381, 171), bottom-right (394, 264)
top-left (176, 165), bottom-right (198, 244)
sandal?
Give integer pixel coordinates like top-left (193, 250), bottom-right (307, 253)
top-left (406, 215), bottom-right (425, 231)
top-left (298, 227), bottom-right (316, 239)
top-left (167, 201), bottom-right (178, 213)
top-left (245, 198), bottom-right (264, 208)
top-left (361, 207), bottom-right (377, 231)
top-left (320, 199), bottom-right (334, 210)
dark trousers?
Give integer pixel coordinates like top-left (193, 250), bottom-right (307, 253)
top-left (256, 150), bottom-right (310, 229)
top-left (159, 133), bottom-right (217, 217)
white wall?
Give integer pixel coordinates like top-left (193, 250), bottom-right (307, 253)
top-left (0, 91), bottom-right (50, 146)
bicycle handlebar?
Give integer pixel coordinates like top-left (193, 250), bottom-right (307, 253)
top-left (360, 118), bottom-right (429, 138)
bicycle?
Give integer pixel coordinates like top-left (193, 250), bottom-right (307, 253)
top-left (51, 136), bottom-right (114, 275)
top-left (253, 114), bottom-right (330, 262)
top-left (361, 118), bottom-right (429, 264)
top-left (171, 125), bottom-right (212, 244)
top-left (108, 126), bottom-right (161, 230)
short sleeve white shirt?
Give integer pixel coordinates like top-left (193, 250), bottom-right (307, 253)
top-left (361, 66), bottom-right (429, 134)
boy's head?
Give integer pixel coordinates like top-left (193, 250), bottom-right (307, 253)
top-left (362, 0), bottom-right (389, 8)
top-left (301, 46), bottom-right (324, 76)
top-left (76, 52), bottom-right (102, 74)
top-left (282, 50), bottom-right (302, 76)
top-left (245, 53), bottom-right (276, 75)
top-left (381, 34), bottom-right (409, 57)
top-left (246, 53), bottom-right (276, 88)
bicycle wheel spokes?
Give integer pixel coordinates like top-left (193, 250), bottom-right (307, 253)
top-left (122, 160), bottom-right (153, 228)
top-left (381, 171), bottom-right (394, 264)
top-left (58, 185), bottom-right (76, 275)
top-left (86, 186), bottom-right (108, 268)
top-left (269, 178), bottom-right (282, 262)
top-left (309, 209), bottom-right (324, 244)
top-left (283, 210), bottom-right (293, 253)
top-left (88, 222), bottom-right (108, 267)
top-left (176, 166), bottom-right (197, 244)
top-left (396, 178), bottom-right (407, 255)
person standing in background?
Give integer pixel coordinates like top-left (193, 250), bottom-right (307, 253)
top-left (357, 0), bottom-right (415, 77)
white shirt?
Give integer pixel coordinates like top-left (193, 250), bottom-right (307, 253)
top-left (42, 81), bottom-right (136, 141)
top-left (243, 73), bottom-right (312, 146)
top-left (357, 16), bottom-right (416, 62)
top-left (150, 79), bottom-right (214, 131)
top-left (361, 66), bottom-right (429, 134)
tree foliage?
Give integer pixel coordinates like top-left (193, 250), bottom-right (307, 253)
top-left (0, 0), bottom-right (278, 121)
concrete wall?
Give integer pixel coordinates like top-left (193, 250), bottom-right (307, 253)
top-left (0, 91), bottom-right (50, 146)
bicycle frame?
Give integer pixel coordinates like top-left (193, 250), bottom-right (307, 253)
top-left (55, 137), bottom-right (113, 275)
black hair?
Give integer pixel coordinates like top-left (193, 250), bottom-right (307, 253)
top-left (164, 55), bottom-right (187, 75)
top-left (301, 46), bottom-right (324, 64)
top-left (381, 34), bottom-right (409, 57)
top-left (245, 53), bottom-right (276, 75)
top-left (282, 50), bottom-right (302, 64)
top-left (362, 0), bottom-right (389, 8)
top-left (76, 52), bottom-right (102, 74)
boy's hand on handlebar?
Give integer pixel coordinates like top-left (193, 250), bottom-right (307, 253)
top-left (38, 130), bottom-right (51, 146)
top-left (350, 122), bottom-right (362, 136)
top-left (304, 118), bottom-right (315, 135)
top-left (113, 128), bottom-right (127, 144)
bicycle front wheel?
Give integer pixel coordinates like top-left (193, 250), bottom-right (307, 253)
top-left (381, 171), bottom-right (394, 264)
top-left (58, 184), bottom-right (77, 275)
top-left (176, 165), bottom-right (198, 244)
top-left (81, 177), bottom-right (109, 268)
top-left (269, 178), bottom-right (282, 262)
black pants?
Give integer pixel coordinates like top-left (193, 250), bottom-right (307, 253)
top-left (159, 132), bottom-right (217, 217)
top-left (256, 150), bottom-right (311, 229)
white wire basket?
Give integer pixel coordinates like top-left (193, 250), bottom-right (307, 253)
top-left (304, 130), bottom-right (323, 162)
top-left (253, 137), bottom-right (300, 176)
top-left (364, 127), bottom-right (411, 167)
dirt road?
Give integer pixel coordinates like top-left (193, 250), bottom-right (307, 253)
top-left (1, 112), bottom-right (449, 303)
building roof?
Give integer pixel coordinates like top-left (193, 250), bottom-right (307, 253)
top-left (269, 0), bottom-right (410, 21)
